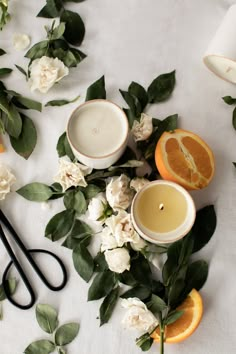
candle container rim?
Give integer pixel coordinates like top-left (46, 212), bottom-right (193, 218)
top-left (66, 99), bottom-right (129, 160)
top-left (131, 180), bottom-right (196, 245)
top-left (203, 54), bottom-right (236, 84)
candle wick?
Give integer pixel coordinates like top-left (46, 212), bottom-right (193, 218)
top-left (159, 203), bottom-right (164, 211)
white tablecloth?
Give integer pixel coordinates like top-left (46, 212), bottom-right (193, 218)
top-left (1, 0), bottom-right (236, 353)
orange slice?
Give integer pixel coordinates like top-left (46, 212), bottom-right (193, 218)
top-left (151, 289), bottom-right (203, 344)
top-left (0, 135), bottom-right (5, 153)
top-left (155, 129), bottom-right (215, 190)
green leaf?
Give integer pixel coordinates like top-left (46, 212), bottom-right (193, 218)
top-left (164, 310), bottom-right (184, 325)
top-left (45, 94), bottom-right (80, 107)
top-left (121, 286), bottom-right (151, 301)
top-left (123, 108), bottom-right (136, 129)
top-left (130, 253), bottom-right (152, 288)
top-left (147, 294), bottom-right (167, 314)
top-left (0, 49), bottom-right (6, 56)
top-left (233, 107), bottom-right (236, 130)
top-left (70, 219), bottom-right (92, 239)
top-left (17, 182), bottom-right (52, 201)
top-left (55, 322), bottom-right (79, 346)
top-left (58, 50), bottom-right (77, 68)
top-left (56, 132), bottom-right (66, 157)
top-left (51, 22), bottom-right (66, 39)
top-left (136, 333), bottom-right (153, 351)
top-left (119, 89), bottom-right (141, 117)
top-left (184, 260), bottom-right (208, 294)
top-left (0, 278), bottom-right (17, 301)
top-left (15, 65), bottom-right (28, 79)
top-left (24, 340), bottom-right (55, 354)
top-left (88, 270), bottom-right (117, 301)
top-left (0, 68), bottom-right (12, 77)
top-left (12, 96), bottom-right (42, 112)
top-left (222, 96), bottom-right (236, 105)
top-left (64, 190), bottom-right (87, 214)
top-left (25, 41), bottom-right (48, 60)
top-left (168, 277), bottom-right (186, 308)
top-left (70, 47), bottom-right (86, 64)
top-left (36, 304), bottom-right (58, 334)
top-left (94, 252), bottom-right (108, 272)
top-left (83, 184), bottom-right (101, 199)
top-left (5, 103), bottom-right (22, 138)
top-left (37, 0), bottom-right (63, 18)
top-left (99, 286), bottom-right (120, 326)
top-left (147, 70), bottom-right (176, 103)
top-left (86, 76), bottom-right (106, 101)
top-left (45, 209), bottom-right (75, 241)
top-left (10, 115), bottom-right (37, 159)
top-left (0, 90), bottom-right (10, 114)
top-left (191, 205), bottom-right (217, 253)
top-left (64, 134), bottom-right (75, 161)
top-left (118, 271), bottom-right (138, 287)
top-left (233, 162), bottom-right (236, 168)
top-left (128, 81), bottom-right (148, 111)
top-left (61, 9), bottom-right (85, 45)
top-left (72, 243), bottom-right (94, 282)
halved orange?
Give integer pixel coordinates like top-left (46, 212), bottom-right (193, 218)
top-left (0, 135), bottom-right (5, 153)
top-left (155, 129), bottom-right (215, 190)
top-left (151, 289), bottom-right (203, 344)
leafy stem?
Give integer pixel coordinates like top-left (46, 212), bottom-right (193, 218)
top-left (159, 316), bottom-right (165, 354)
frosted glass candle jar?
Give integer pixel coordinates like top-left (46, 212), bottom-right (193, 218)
top-left (131, 180), bottom-right (196, 244)
top-left (67, 100), bottom-right (129, 169)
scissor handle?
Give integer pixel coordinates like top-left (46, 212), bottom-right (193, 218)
top-left (2, 249), bottom-right (68, 310)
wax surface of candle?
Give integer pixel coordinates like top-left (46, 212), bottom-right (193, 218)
top-left (136, 184), bottom-right (187, 233)
top-left (69, 102), bottom-right (127, 157)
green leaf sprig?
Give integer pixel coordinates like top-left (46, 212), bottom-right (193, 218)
top-left (0, 77), bottom-right (42, 158)
top-left (24, 304), bottom-right (79, 354)
top-left (37, 0), bottom-right (86, 46)
top-left (222, 95), bottom-right (236, 165)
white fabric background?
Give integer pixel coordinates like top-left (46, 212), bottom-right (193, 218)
top-left (1, 0), bottom-right (236, 353)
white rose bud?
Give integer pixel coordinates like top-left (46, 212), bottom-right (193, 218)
top-left (0, 163), bottom-right (16, 201)
top-left (29, 56), bottom-right (69, 93)
top-left (13, 33), bottom-right (30, 50)
top-left (88, 193), bottom-right (107, 223)
top-left (104, 248), bottom-right (130, 273)
top-left (130, 177), bottom-right (149, 193)
top-left (106, 174), bottom-right (133, 211)
top-left (100, 227), bottom-right (118, 252)
top-left (130, 237), bottom-right (147, 251)
top-left (121, 297), bottom-right (158, 333)
top-left (54, 157), bottom-right (92, 192)
top-left (105, 210), bottom-right (140, 247)
top-left (131, 113), bottom-right (153, 142)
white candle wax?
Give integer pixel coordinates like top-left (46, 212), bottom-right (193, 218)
top-left (67, 100), bottom-right (129, 169)
top-left (204, 5), bottom-right (236, 83)
top-left (131, 180), bottom-right (196, 244)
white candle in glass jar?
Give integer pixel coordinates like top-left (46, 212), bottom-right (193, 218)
top-left (131, 180), bottom-right (196, 244)
top-left (67, 100), bottom-right (129, 169)
top-left (204, 5), bottom-right (236, 83)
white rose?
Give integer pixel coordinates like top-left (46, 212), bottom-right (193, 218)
top-left (104, 248), bottom-right (130, 273)
top-left (100, 227), bottom-right (118, 252)
top-left (131, 113), bottom-right (153, 142)
top-left (54, 157), bottom-right (92, 192)
top-left (130, 177), bottom-right (149, 193)
top-left (29, 56), bottom-right (69, 93)
top-left (0, 163), bottom-right (16, 201)
top-left (105, 210), bottom-right (140, 247)
top-left (106, 174), bottom-right (133, 211)
top-left (13, 33), bottom-right (30, 50)
top-left (121, 297), bottom-right (158, 333)
top-left (88, 193), bottom-right (107, 223)
top-left (130, 237), bottom-right (147, 251)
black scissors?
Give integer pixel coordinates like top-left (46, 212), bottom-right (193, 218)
top-left (0, 209), bottom-right (67, 310)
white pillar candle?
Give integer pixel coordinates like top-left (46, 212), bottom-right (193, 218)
top-left (67, 100), bottom-right (129, 169)
top-left (131, 180), bottom-right (196, 244)
top-left (204, 5), bottom-right (236, 83)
